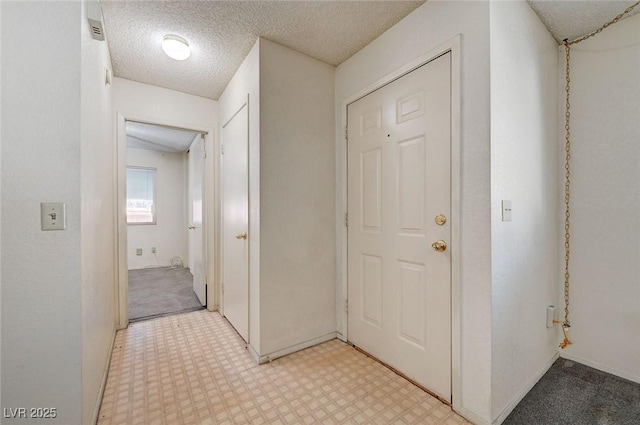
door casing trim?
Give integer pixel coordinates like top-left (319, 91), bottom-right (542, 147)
top-left (115, 112), bottom-right (218, 329)
top-left (336, 35), bottom-right (461, 409)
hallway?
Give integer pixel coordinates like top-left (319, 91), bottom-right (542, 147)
top-left (97, 310), bottom-right (468, 425)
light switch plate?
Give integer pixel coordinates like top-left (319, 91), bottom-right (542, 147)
top-left (502, 200), bottom-right (512, 222)
top-left (41, 202), bottom-right (66, 231)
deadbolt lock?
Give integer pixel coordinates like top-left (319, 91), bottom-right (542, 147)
top-left (435, 214), bottom-right (447, 226)
top-left (431, 240), bottom-right (447, 252)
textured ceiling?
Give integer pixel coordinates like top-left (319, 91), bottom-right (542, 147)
top-left (101, 1), bottom-right (424, 100)
top-left (102, 1), bottom-right (638, 101)
top-left (126, 121), bottom-right (200, 153)
top-left (527, 0), bottom-right (640, 43)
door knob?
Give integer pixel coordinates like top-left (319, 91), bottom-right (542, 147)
top-left (431, 240), bottom-right (447, 252)
top-left (236, 232), bottom-right (248, 240)
top-left (188, 225), bottom-right (195, 230)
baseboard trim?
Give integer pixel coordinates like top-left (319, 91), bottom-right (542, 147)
top-left (90, 327), bottom-right (117, 425)
top-left (455, 406), bottom-right (491, 425)
top-left (257, 332), bottom-right (337, 364)
top-left (559, 352), bottom-right (640, 384)
top-left (491, 352), bottom-right (559, 425)
top-left (247, 343), bottom-right (260, 364)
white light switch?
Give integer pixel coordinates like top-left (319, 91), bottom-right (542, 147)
top-left (502, 200), bottom-right (512, 222)
top-left (41, 202), bottom-right (66, 231)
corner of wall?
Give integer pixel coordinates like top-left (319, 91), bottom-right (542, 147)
top-left (489, 1), bottom-right (561, 422)
top-left (80, 0), bottom-right (118, 423)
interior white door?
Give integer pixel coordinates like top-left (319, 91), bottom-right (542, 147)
top-left (222, 104), bottom-right (249, 341)
top-left (347, 52), bottom-right (452, 400)
top-left (188, 134), bottom-right (206, 305)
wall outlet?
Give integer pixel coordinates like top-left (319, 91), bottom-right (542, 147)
top-left (151, 247), bottom-right (157, 254)
top-left (502, 200), bottom-right (512, 222)
top-left (136, 248), bottom-right (142, 256)
top-left (546, 305), bottom-right (556, 328)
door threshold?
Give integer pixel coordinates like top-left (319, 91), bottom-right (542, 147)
top-left (350, 344), bottom-right (451, 406)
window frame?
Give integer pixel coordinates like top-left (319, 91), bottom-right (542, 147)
top-left (126, 166), bottom-right (157, 226)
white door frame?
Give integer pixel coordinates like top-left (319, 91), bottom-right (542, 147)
top-left (115, 112), bottom-right (219, 329)
top-left (219, 100), bottom-right (250, 339)
top-left (336, 35), bottom-right (461, 407)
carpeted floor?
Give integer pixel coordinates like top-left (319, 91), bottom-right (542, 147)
top-left (128, 267), bottom-right (203, 321)
top-left (503, 357), bottom-right (640, 425)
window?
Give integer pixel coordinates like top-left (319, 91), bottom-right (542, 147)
top-left (127, 167), bottom-right (156, 224)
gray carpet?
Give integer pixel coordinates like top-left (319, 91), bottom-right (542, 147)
top-left (128, 267), bottom-right (203, 321)
top-left (503, 358), bottom-right (640, 425)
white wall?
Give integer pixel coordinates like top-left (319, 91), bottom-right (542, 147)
top-left (219, 39), bottom-right (336, 358)
top-left (114, 78), bottom-right (218, 311)
top-left (126, 148), bottom-right (187, 270)
top-left (335, 2), bottom-right (492, 422)
top-left (489, 1), bottom-right (560, 423)
top-left (1, 2), bottom-right (84, 423)
top-left (0, 0), bottom-right (4, 408)
top-left (258, 39), bottom-right (336, 356)
top-left (558, 12), bottom-right (640, 383)
top-left (114, 78), bottom-right (218, 128)
top-left (219, 40), bottom-right (262, 352)
top-left (80, 2), bottom-right (117, 424)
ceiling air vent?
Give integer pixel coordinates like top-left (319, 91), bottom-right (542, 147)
top-left (88, 18), bottom-right (105, 41)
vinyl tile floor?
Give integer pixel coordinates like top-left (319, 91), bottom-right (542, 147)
top-left (98, 310), bottom-right (470, 425)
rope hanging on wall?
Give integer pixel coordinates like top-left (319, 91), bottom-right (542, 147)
top-left (558, 0), bottom-right (640, 349)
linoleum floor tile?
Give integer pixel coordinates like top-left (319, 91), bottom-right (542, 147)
top-left (98, 310), bottom-right (469, 425)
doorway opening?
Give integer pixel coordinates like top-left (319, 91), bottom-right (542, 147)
top-left (123, 120), bottom-right (208, 322)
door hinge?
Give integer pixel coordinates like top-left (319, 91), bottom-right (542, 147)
top-left (345, 300), bottom-right (348, 314)
top-left (221, 282), bottom-right (224, 293)
top-left (221, 144), bottom-right (224, 155)
top-left (203, 149), bottom-right (207, 159)
top-left (344, 127), bottom-right (348, 140)
top-left (344, 212), bottom-right (348, 228)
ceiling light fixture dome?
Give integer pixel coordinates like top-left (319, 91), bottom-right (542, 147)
top-left (162, 34), bottom-right (191, 61)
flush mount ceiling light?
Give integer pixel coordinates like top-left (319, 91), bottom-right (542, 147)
top-left (162, 34), bottom-right (191, 61)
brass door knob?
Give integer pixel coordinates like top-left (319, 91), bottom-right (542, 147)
top-left (431, 240), bottom-right (447, 252)
top-left (188, 225), bottom-right (196, 230)
top-left (236, 232), bottom-right (248, 240)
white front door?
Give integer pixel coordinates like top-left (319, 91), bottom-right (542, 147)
top-left (188, 134), bottom-right (206, 305)
top-left (347, 52), bottom-right (452, 400)
top-left (222, 104), bottom-right (250, 341)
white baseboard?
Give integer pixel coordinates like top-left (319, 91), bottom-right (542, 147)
top-left (491, 352), bottom-right (559, 425)
top-left (559, 352), bottom-right (640, 384)
top-left (247, 343), bottom-right (260, 364)
top-left (257, 332), bottom-right (337, 364)
top-left (455, 406), bottom-right (491, 425)
top-left (91, 327), bottom-right (117, 425)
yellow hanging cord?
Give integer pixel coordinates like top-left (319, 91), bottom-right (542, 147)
top-left (559, 0), bottom-right (640, 350)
